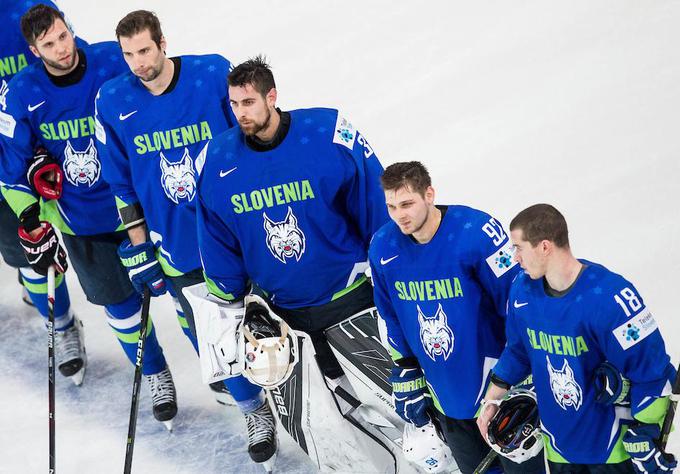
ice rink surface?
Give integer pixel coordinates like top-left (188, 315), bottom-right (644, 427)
top-left (1, 1), bottom-right (679, 472)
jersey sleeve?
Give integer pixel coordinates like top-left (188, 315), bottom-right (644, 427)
top-left (490, 287), bottom-right (532, 385)
top-left (335, 116), bottom-right (389, 248)
top-left (95, 89), bottom-right (142, 226)
top-left (368, 249), bottom-right (415, 361)
top-left (196, 185), bottom-right (249, 301)
top-left (470, 212), bottom-right (521, 317)
top-left (593, 279), bottom-right (675, 424)
top-left (0, 80), bottom-right (40, 217)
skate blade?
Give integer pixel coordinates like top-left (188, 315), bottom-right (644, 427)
top-left (259, 451), bottom-right (277, 473)
top-left (213, 392), bottom-right (236, 407)
top-left (70, 367), bottom-right (86, 386)
top-left (162, 420), bottom-right (174, 431)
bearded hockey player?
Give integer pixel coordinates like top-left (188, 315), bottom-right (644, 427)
top-left (478, 204), bottom-right (676, 474)
top-left (0, 4), bottom-right (179, 426)
top-left (195, 56), bottom-right (398, 470)
top-left (0, 0), bottom-right (79, 357)
top-left (368, 161), bottom-right (545, 474)
top-left (94, 10), bottom-right (269, 464)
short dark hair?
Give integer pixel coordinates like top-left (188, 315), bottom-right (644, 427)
top-left (509, 204), bottom-right (570, 248)
top-left (228, 55), bottom-right (276, 97)
top-left (116, 10), bottom-right (163, 48)
top-left (21, 4), bottom-right (65, 46)
top-left (380, 161), bottom-right (432, 196)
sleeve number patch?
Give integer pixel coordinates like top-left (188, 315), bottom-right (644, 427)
top-left (357, 133), bottom-right (374, 158)
top-left (482, 218), bottom-right (506, 247)
top-left (614, 287), bottom-right (642, 317)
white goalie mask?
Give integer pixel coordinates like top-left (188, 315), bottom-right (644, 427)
top-left (402, 420), bottom-right (453, 473)
top-left (240, 294), bottom-right (299, 389)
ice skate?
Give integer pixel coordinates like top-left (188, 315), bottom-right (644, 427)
top-left (245, 400), bottom-right (277, 469)
top-left (144, 366), bottom-right (177, 431)
top-left (209, 381), bottom-right (236, 406)
top-left (55, 316), bottom-right (86, 386)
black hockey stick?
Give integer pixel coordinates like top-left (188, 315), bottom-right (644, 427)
top-left (659, 364), bottom-right (680, 451)
top-left (47, 266), bottom-right (56, 474)
top-left (123, 288), bottom-right (151, 474)
top-left (472, 449), bottom-right (497, 474)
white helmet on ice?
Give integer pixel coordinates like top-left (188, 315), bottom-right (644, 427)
top-left (240, 294), bottom-right (299, 389)
top-left (402, 420), bottom-right (453, 473)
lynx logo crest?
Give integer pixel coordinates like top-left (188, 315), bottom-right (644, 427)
top-left (263, 206), bottom-right (305, 264)
top-left (0, 81), bottom-right (8, 111)
top-left (159, 144), bottom-right (206, 204)
top-left (63, 138), bottom-right (100, 187)
top-left (418, 304), bottom-right (454, 361)
top-left (547, 356), bottom-right (583, 411)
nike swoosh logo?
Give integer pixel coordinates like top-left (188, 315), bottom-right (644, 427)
top-left (219, 167), bottom-right (237, 178)
top-left (514, 300), bottom-right (529, 308)
top-left (119, 110), bottom-right (137, 120)
top-left (380, 255), bottom-right (398, 265)
top-left (27, 101), bottom-right (45, 112)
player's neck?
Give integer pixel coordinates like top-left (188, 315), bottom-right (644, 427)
top-left (144, 57), bottom-right (175, 96)
top-left (255, 108), bottom-right (281, 142)
top-left (544, 252), bottom-right (582, 292)
top-left (412, 206), bottom-right (441, 244)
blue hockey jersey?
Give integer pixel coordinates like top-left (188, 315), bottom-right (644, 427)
top-left (197, 108), bottom-right (388, 307)
top-left (0, 41), bottom-right (126, 235)
top-left (368, 205), bottom-right (520, 419)
top-left (492, 262), bottom-right (675, 464)
top-left (96, 54), bottom-right (235, 275)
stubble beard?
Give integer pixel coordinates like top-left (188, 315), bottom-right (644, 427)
top-left (240, 108), bottom-right (272, 137)
top-left (42, 48), bottom-right (77, 72)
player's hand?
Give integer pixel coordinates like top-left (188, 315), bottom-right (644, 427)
top-left (624, 423), bottom-right (677, 473)
top-left (18, 222), bottom-right (68, 275)
top-left (27, 147), bottom-right (63, 200)
top-left (476, 399), bottom-right (500, 443)
top-left (117, 239), bottom-right (167, 296)
top-left (390, 362), bottom-right (432, 427)
top-left (594, 361), bottom-right (630, 406)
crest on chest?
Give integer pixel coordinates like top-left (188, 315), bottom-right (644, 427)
top-left (63, 138), bottom-right (101, 187)
top-left (262, 206), bottom-right (306, 264)
top-left (418, 304), bottom-right (454, 361)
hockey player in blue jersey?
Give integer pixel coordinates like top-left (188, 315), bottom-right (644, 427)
top-left (477, 204), bottom-right (676, 474)
top-left (0, 0), bottom-right (78, 334)
top-left (0, 4), bottom-right (180, 427)
top-left (94, 10), bottom-right (271, 463)
top-left (196, 56), bottom-right (391, 467)
top-left (368, 161), bottom-right (545, 474)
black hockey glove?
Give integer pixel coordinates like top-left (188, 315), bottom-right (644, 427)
top-left (27, 146), bottom-right (63, 200)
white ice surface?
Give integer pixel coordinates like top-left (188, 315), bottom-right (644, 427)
top-left (2, 1), bottom-right (680, 472)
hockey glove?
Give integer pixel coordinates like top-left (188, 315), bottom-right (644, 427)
top-left (623, 423), bottom-right (677, 474)
top-left (27, 147), bottom-right (63, 200)
top-left (117, 239), bottom-right (167, 296)
top-left (390, 360), bottom-right (432, 427)
top-left (594, 361), bottom-right (630, 406)
top-left (18, 222), bottom-right (68, 275)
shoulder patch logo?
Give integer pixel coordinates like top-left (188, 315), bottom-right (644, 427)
top-left (159, 145), bottom-right (206, 204)
top-left (547, 356), bottom-right (582, 411)
top-left (263, 206), bottom-right (306, 264)
top-left (332, 113), bottom-right (357, 150)
top-left (418, 304), bottom-right (454, 361)
top-left (63, 138), bottom-right (101, 187)
top-left (613, 309), bottom-right (657, 350)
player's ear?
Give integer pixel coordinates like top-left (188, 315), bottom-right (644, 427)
top-left (159, 35), bottom-right (167, 54)
top-left (424, 186), bottom-right (435, 205)
top-left (266, 88), bottom-right (277, 108)
top-left (29, 44), bottom-right (40, 59)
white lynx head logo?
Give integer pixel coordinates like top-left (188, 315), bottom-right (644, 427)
top-left (0, 80), bottom-right (8, 111)
top-left (546, 356), bottom-right (583, 411)
top-left (63, 138), bottom-right (100, 187)
top-left (263, 206), bottom-right (306, 264)
top-left (418, 304), bottom-right (454, 361)
top-left (159, 145), bottom-right (206, 204)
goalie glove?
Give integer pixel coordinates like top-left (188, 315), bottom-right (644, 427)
top-left (390, 359), bottom-right (432, 427)
top-left (624, 423), bottom-right (677, 474)
top-left (27, 147), bottom-right (63, 200)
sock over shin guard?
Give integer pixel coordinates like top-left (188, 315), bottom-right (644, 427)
top-left (19, 267), bottom-right (71, 321)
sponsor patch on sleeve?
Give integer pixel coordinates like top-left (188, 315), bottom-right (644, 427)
top-left (0, 111), bottom-right (16, 138)
top-left (333, 113), bottom-right (357, 150)
top-left (612, 309), bottom-right (658, 350)
top-left (485, 241), bottom-right (518, 278)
